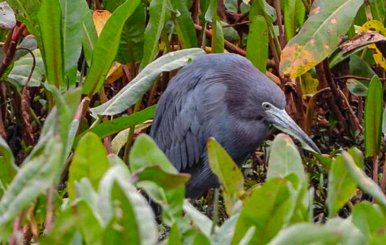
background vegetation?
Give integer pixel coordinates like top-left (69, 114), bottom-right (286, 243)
top-left (0, 0), bottom-right (386, 244)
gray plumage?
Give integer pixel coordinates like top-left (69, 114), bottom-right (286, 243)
top-left (150, 53), bottom-right (289, 199)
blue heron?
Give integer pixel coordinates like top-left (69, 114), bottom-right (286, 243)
top-left (150, 53), bottom-right (320, 199)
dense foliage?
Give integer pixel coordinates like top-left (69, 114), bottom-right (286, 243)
top-left (0, 0), bottom-right (386, 244)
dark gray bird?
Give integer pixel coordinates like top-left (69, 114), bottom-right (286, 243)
top-left (150, 53), bottom-right (320, 199)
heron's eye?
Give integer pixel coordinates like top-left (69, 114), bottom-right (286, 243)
top-left (262, 102), bottom-right (271, 110)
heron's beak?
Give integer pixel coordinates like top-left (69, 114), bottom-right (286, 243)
top-left (265, 106), bottom-right (321, 154)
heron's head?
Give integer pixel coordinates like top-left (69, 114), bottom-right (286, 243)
top-left (223, 54), bottom-right (320, 154)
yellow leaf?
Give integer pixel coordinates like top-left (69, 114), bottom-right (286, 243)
top-left (300, 73), bottom-right (319, 96)
top-left (106, 61), bottom-right (123, 84)
top-left (359, 20), bottom-right (386, 70)
top-left (93, 10), bottom-right (112, 36)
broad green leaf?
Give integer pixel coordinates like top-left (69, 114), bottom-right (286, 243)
top-left (326, 150), bottom-right (363, 217)
top-left (183, 200), bottom-right (214, 237)
top-left (0, 135), bottom-right (63, 230)
top-left (97, 164), bottom-right (136, 225)
top-left (60, 0), bottom-right (87, 85)
top-left (7, 49), bottom-right (45, 89)
top-left (282, 0), bottom-right (305, 40)
top-left (129, 134), bottom-right (176, 173)
top-left (133, 166), bottom-right (190, 190)
top-left (369, 0), bottom-right (385, 23)
top-left (352, 202), bottom-right (386, 242)
top-left (90, 48), bottom-right (204, 117)
top-left (342, 151), bottom-right (386, 209)
top-left (170, 0), bottom-right (198, 48)
top-left (193, 233), bottom-right (212, 245)
top-left (267, 134), bottom-right (305, 183)
top-left (365, 75), bottom-right (383, 157)
top-left (82, 0), bottom-right (140, 95)
top-left (84, 106), bottom-right (155, 139)
top-left (232, 178), bottom-right (296, 245)
top-left (246, 14), bottom-right (268, 72)
top-left (104, 0), bottom-right (146, 64)
top-left (140, 0), bottom-right (170, 69)
top-left (0, 137), bottom-right (17, 189)
top-left (268, 220), bottom-right (361, 245)
top-left (7, 0), bottom-right (40, 38)
top-left (207, 138), bottom-right (244, 215)
top-left (167, 223), bottom-right (182, 245)
top-left (37, 0), bottom-right (64, 87)
top-left (325, 218), bottom-right (366, 245)
top-left (67, 132), bottom-right (110, 200)
top-left (99, 168), bottom-right (157, 244)
top-left (77, 201), bottom-right (103, 245)
top-left (280, 0), bottom-right (363, 78)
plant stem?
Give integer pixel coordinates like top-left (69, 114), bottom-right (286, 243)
top-left (210, 188), bottom-right (220, 234)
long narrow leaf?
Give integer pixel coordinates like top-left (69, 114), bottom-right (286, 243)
top-left (37, 0), bottom-right (64, 87)
top-left (140, 0), bottom-right (170, 69)
top-left (90, 48), bottom-right (204, 117)
top-left (82, 0), bottom-right (140, 95)
top-left (365, 75), bottom-right (384, 157)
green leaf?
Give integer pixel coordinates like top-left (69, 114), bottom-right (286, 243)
top-left (133, 166), bottom-right (190, 190)
top-left (0, 135), bottom-right (63, 230)
top-left (80, 0), bottom-right (97, 65)
top-left (77, 200), bottom-right (104, 245)
top-left (232, 178), bottom-right (296, 245)
top-left (0, 136), bottom-right (17, 186)
top-left (140, 0), bottom-right (170, 69)
top-left (129, 134), bottom-right (177, 173)
top-left (267, 134), bottom-right (305, 183)
top-left (82, 0), bottom-right (140, 95)
top-left (212, 214), bottom-right (239, 245)
top-left (60, 0), bottom-right (87, 85)
top-left (212, 19), bottom-right (224, 53)
top-left (207, 138), bottom-right (244, 215)
top-left (85, 105), bottom-right (155, 139)
top-left (90, 48), bottom-right (204, 117)
top-left (326, 150), bottom-right (363, 217)
top-left (347, 79), bottom-right (368, 96)
top-left (170, 0), bottom-right (198, 48)
top-left (104, 0), bottom-right (146, 64)
top-left (7, 49), bottom-right (45, 89)
top-left (365, 75), bottom-right (384, 157)
top-left (7, 0), bottom-right (40, 38)
top-left (342, 151), bottom-right (386, 209)
top-left (352, 202), bottom-right (386, 242)
top-left (37, 0), bottom-right (64, 87)
top-left (246, 14), bottom-right (268, 72)
top-left (183, 200), bottom-right (214, 237)
top-left (280, 0), bottom-right (363, 78)
top-left (268, 220), bottom-right (360, 245)
top-left (282, 0), bottom-right (305, 40)
top-left (369, 0), bottom-right (385, 23)
top-left (99, 168), bottom-right (157, 244)
top-left (40, 206), bottom-right (79, 245)
top-left (67, 132), bottom-right (110, 200)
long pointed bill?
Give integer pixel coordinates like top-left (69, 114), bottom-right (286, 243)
top-left (266, 106), bottom-right (321, 154)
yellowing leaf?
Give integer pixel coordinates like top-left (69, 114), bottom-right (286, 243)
top-left (93, 10), bottom-right (112, 36)
top-left (301, 73), bottom-right (319, 96)
top-left (359, 20), bottom-right (386, 70)
top-left (106, 61), bottom-right (123, 84)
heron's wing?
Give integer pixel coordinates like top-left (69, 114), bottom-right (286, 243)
top-left (150, 71), bottom-right (225, 172)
